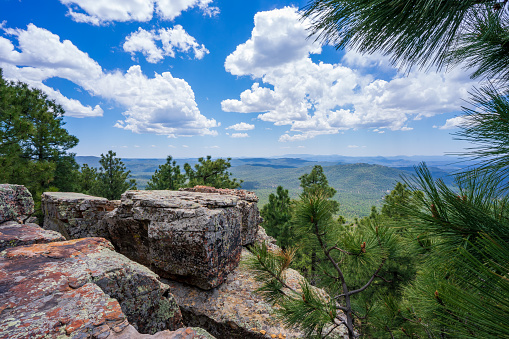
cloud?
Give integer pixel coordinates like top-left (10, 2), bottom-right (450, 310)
top-left (226, 122), bottom-right (255, 131)
top-left (0, 24), bottom-right (217, 136)
top-left (224, 6), bottom-right (321, 77)
top-left (59, 0), bottom-right (219, 25)
top-left (231, 133), bottom-right (249, 138)
top-left (439, 116), bottom-right (467, 129)
top-left (222, 7), bottom-right (477, 142)
top-left (123, 26), bottom-right (209, 63)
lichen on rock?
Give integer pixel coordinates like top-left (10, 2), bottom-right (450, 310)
top-left (0, 184), bottom-right (34, 224)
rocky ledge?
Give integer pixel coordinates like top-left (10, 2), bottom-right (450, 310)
top-left (0, 237), bottom-right (185, 337)
top-left (42, 188), bottom-right (261, 290)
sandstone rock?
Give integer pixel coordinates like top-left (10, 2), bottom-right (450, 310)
top-left (180, 186), bottom-right (261, 245)
top-left (0, 221), bottom-right (65, 251)
top-left (42, 192), bottom-right (120, 239)
top-left (0, 184), bottom-right (34, 223)
top-left (104, 190), bottom-right (244, 290)
top-left (164, 248), bottom-right (307, 339)
top-left (0, 237), bottom-right (184, 336)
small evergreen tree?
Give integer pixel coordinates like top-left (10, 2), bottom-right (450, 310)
top-left (247, 190), bottom-right (397, 338)
top-left (299, 165), bottom-right (339, 284)
top-left (76, 164), bottom-right (98, 195)
top-left (183, 155), bottom-right (242, 189)
top-left (146, 155), bottom-right (185, 190)
top-left (95, 150), bottom-right (136, 200)
top-left (260, 185), bottom-right (294, 248)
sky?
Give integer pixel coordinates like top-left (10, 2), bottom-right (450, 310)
top-left (0, 0), bottom-right (478, 158)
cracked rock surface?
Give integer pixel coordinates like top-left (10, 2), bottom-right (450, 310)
top-left (42, 192), bottom-right (119, 239)
top-left (0, 221), bottom-right (65, 251)
top-left (104, 190), bottom-right (245, 290)
top-left (0, 237), bottom-right (184, 337)
top-left (0, 184), bottom-right (34, 224)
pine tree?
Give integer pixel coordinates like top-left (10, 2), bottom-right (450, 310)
top-left (146, 155), bottom-right (185, 190)
top-left (260, 185), bottom-right (295, 249)
top-left (299, 1), bottom-right (509, 336)
top-left (0, 69), bottom-right (79, 220)
top-left (247, 190), bottom-right (398, 338)
top-left (76, 164), bottom-right (98, 195)
top-left (183, 155), bottom-right (242, 189)
top-left (95, 150), bottom-right (136, 200)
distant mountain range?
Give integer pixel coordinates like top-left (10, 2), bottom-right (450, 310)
top-left (76, 155), bottom-right (471, 219)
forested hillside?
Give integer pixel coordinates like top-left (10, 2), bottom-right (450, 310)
top-left (232, 163), bottom-right (411, 219)
top-left (76, 156), bottom-right (455, 219)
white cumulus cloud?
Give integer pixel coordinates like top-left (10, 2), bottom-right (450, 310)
top-left (0, 24), bottom-right (217, 136)
top-left (123, 26), bottom-right (209, 63)
top-left (226, 122), bottom-right (255, 131)
top-left (222, 7), bottom-right (477, 142)
top-left (231, 133), bottom-right (249, 138)
top-left (59, 0), bottom-right (219, 25)
top-left (439, 116), bottom-right (468, 129)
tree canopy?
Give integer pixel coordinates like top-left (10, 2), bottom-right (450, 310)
top-left (0, 69), bottom-right (79, 217)
top-left (146, 155), bottom-right (185, 190)
top-left (95, 150), bottom-right (137, 200)
top-left (184, 155), bottom-right (242, 189)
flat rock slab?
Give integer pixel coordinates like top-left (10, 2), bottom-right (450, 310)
top-left (164, 248), bottom-right (307, 339)
top-left (180, 187), bottom-right (261, 245)
top-left (0, 184), bottom-right (34, 224)
top-left (0, 237), bottom-right (184, 337)
top-left (105, 190), bottom-right (244, 290)
top-left (0, 221), bottom-right (65, 251)
top-left (42, 192), bottom-right (120, 239)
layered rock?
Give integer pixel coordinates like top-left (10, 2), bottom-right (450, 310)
top-left (42, 192), bottom-right (120, 239)
top-left (0, 237), bottom-right (185, 336)
top-left (0, 184), bottom-right (34, 223)
top-left (104, 190), bottom-right (244, 290)
top-left (165, 248), bottom-right (306, 339)
top-left (180, 186), bottom-right (261, 245)
top-left (0, 220), bottom-right (65, 251)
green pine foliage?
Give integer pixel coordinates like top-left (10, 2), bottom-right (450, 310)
top-left (246, 189), bottom-right (401, 338)
top-left (0, 69), bottom-right (79, 220)
top-left (94, 150), bottom-right (137, 200)
top-left (146, 155), bottom-right (185, 190)
top-left (260, 185), bottom-right (295, 249)
top-left (184, 155), bottom-right (242, 188)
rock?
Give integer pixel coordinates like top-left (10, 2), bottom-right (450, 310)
top-left (107, 326), bottom-right (216, 338)
top-left (0, 237), bottom-right (184, 336)
top-left (0, 184), bottom-right (34, 223)
top-left (41, 192), bottom-right (120, 239)
top-left (104, 190), bottom-right (244, 290)
top-left (180, 186), bottom-right (261, 245)
top-left (164, 248), bottom-right (307, 339)
top-left (253, 225), bottom-right (278, 251)
top-left (0, 221), bottom-right (65, 251)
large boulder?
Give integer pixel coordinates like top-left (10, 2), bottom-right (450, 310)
top-left (104, 190), bottom-right (245, 290)
top-left (0, 184), bottom-right (34, 224)
top-left (180, 186), bottom-right (261, 245)
top-left (165, 248), bottom-right (307, 339)
top-left (42, 192), bottom-right (120, 239)
top-left (0, 221), bottom-right (65, 251)
top-left (0, 237), bottom-right (184, 336)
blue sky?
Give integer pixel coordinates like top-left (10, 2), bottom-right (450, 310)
top-left (1, 0), bottom-right (476, 158)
